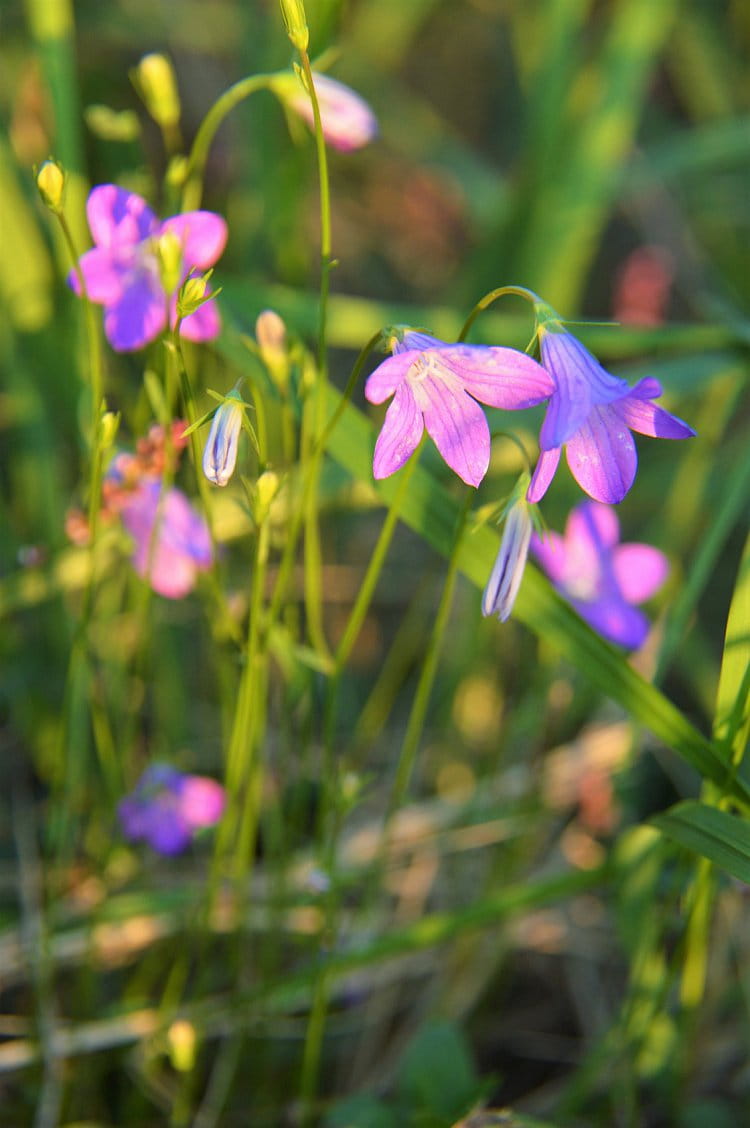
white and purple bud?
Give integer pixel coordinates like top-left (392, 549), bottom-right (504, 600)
top-left (202, 390), bottom-right (244, 487)
top-left (482, 475), bottom-right (534, 622)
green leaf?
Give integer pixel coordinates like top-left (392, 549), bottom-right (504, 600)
top-left (714, 533), bottom-right (750, 766)
top-left (395, 1020), bottom-right (484, 1124)
top-left (653, 800), bottom-right (750, 882)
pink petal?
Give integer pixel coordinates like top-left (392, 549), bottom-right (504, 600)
top-left (179, 777), bottom-right (226, 828)
top-left (365, 351), bottom-right (421, 404)
top-left (372, 382), bottom-right (424, 478)
top-left (527, 447), bottom-right (561, 503)
top-left (439, 346), bottom-right (554, 409)
top-left (613, 380), bottom-right (696, 439)
top-left (419, 371), bottom-right (490, 487)
top-left (612, 543), bottom-right (669, 603)
top-left (70, 247), bottom-right (129, 303)
top-left (87, 185), bottom-right (157, 248)
top-left (103, 273), bottom-right (167, 351)
top-left (568, 500), bottom-right (620, 550)
top-left (160, 489), bottom-right (213, 566)
top-left (530, 530), bottom-right (568, 586)
top-left (293, 73), bottom-right (378, 152)
top-left (573, 596), bottom-right (650, 650)
top-left (160, 212), bottom-right (228, 270)
top-left (565, 405), bottom-right (637, 504)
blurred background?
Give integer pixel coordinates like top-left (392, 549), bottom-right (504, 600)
top-left (1, 0), bottom-right (750, 1124)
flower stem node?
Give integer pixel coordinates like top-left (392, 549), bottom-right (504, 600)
top-left (481, 474), bottom-right (534, 622)
top-left (131, 53), bottom-right (181, 129)
top-left (202, 390), bottom-right (244, 487)
top-left (36, 159), bottom-right (65, 213)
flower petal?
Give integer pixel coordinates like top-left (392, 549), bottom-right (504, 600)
top-left (572, 595), bottom-right (651, 650)
top-left (613, 379), bottom-right (696, 439)
top-left (568, 500), bottom-right (620, 550)
top-left (365, 350), bottom-right (421, 404)
top-left (527, 447), bottom-right (561, 503)
top-left (565, 404), bottom-right (637, 504)
top-left (612, 543), bottom-right (669, 603)
top-left (178, 777), bottom-right (226, 828)
top-left (372, 382), bottom-right (424, 478)
top-left (104, 273), bottom-right (167, 351)
top-left (69, 247), bottom-right (129, 303)
top-left (87, 184), bottom-right (157, 248)
top-left (539, 330), bottom-right (629, 448)
top-left (418, 370), bottom-right (490, 486)
top-left (160, 211), bottom-right (228, 270)
top-left (292, 73), bottom-right (378, 152)
top-left (439, 346), bottom-right (554, 409)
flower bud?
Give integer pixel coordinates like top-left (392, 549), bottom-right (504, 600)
top-left (100, 410), bottom-right (120, 450)
top-left (254, 471), bottom-right (280, 522)
top-left (36, 159), bottom-right (65, 213)
top-left (132, 53), bottom-right (181, 129)
top-left (482, 475), bottom-right (533, 622)
top-left (279, 0), bottom-right (309, 51)
top-left (155, 230), bottom-right (183, 295)
top-left (256, 309), bottom-right (288, 391)
top-left (203, 392), bottom-right (244, 487)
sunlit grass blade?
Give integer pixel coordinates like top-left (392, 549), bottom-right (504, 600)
top-left (653, 800), bottom-right (750, 883)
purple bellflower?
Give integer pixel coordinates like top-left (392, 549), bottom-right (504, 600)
top-left (114, 471), bottom-right (213, 598)
top-left (531, 500), bottom-right (669, 649)
top-left (203, 391), bottom-right (244, 487)
top-left (482, 479), bottom-right (534, 622)
top-left (118, 764), bottom-right (226, 855)
top-left (527, 304), bottom-right (695, 505)
top-left (69, 185), bottom-right (227, 351)
top-left (286, 72), bottom-right (378, 152)
top-left (364, 331), bottom-right (555, 487)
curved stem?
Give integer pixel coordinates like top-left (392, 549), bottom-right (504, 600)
top-left (458, 284), bottom-right (540, 342)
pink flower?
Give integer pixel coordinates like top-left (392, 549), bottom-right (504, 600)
top-left (287, 73), bottom-right (377, 152)
top-left (69, 185), bottom-right (227, 351)
top-left (365, 331), bottom-right (554, 487)
top-left (531, 501), bottom-right (669, 649)
top-left (118, 765), bottom-right (225, 855)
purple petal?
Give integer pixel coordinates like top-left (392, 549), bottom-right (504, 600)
top-left (171, 292), bottom-right (222, 342)
top-left (103, 272), bottom-right (167, 351)
top-left (160, 212), bottom-right (228, 270)
top-left (120, 484), bottom-right (212, 598)
top-left (87, 185), bottom-right (157, 248)
top-left (418, 369), bottom-right (490, 486)
top-left (146, 814), bottom-right (194, 855)
top-left (160, 490), bottom-right (213, 566)
top-left (527, 447), bottom-right (561, 503)
top-left (569, 500), bottom-right (620, 550)
top-left (178, 776), bottom-right (226, 828)
top-left (400, 331), bottom-right (444, 353)
top-left (565, 405), bottom-right (637, 504)
top-left (365, 351), bottom-right (421, 404)
top-left (539, 330), bottom-right (629, 448)
top-left (572, 595), bottom-right (651, 650)
top-left (372, 382), bottom-right (424, 478)
top-left (439, 346), bottom-right (554, 409)
top-left (530, 530), bottom-right (568, 586)
top-left (612, 543), bottom-right (669, 603)
top-left (69, 247), bottom-right (129, 303)
top-left (613, 379), bottom-right (696, 439)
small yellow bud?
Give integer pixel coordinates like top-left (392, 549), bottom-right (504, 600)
top-left (166, 154), bottom-right (188, 190)
top-left (279, 0), bottom-right (309, 51)
top-left (155, 230), bottom-right (183, 295)
top-left (132, 53), bottom-right (181, 129)
top-left (167, 1020), bottom-right (196, 1073)
top-left (255, 471), bottom-right (280, 521)
top-left (100, 410), bottom-right (120, 449)
top-left (36, 160), bottom-right (65, 212)
top-left (177, 272), bottom-right (215, 319)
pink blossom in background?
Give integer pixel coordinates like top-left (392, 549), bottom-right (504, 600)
top-left (118, 765), bottom-right (225, 855)
top-left (69, 185), bottom-right (227, 351)
top-left (528, 317), bottom-right (695, 506)
top-left (288, 72), bottom-right (378, 151)
top-left (365, 331), bottom-right (554, 487)
top-left (531, 501), bottom-right (670, 649)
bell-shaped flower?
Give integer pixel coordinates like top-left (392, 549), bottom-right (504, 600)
top-left (68, 184), bottom-right (227, 351)
top-left (114, 473), bottom-right (213, 598)
top-left (118, 764), bottom-right (225, 855)
top-left (528, 304), bottom-right (695, 505)
top-left (531, 500), bottom-right (669, 649)
top-left (279, 72), bottom-right (378, 152)
top-left (481, 479), bottom-right (534, 622)
top-left (365, 331), bottom-right (555, 487)
top-left (203, 391), bottom-right (244, 487)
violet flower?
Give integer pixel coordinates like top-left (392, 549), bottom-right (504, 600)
top-left (203, 392), bottom-right (244, 487)
top-left (283, 72), bottom-right (378, 152)
top-left (116, 475), bottom-right (213, 598)
top-left (69, 184), bottom-right (227, 351)
top-left (527, 306), bottom-right (695, 505)
top-left (118, 765), bottom-right (225, 855)
top-left (364, 331), bottom-right (555, 487)
top-left (531, 501), bottom-right (669, 649)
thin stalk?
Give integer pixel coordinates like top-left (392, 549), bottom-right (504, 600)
top-left (458, 284), bottom-right (539, 342)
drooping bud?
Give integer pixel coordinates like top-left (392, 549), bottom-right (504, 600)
top-left (132, 53), bottom-right (181, 130)
top-left (482, 475), bottom-right (534, 622)
top-left (36, 159), bottom-right (65, 213)
top-left (202, 390), bottom-right (244, 487)
top-left (256, 309), bottom-right (288, 391)
top-left (279, 0), bottom-right (309, 51)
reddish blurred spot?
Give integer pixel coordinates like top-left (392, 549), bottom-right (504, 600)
top-left (612, 246), bottom-right (674, 326)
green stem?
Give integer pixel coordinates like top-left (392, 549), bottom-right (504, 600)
top-left (180, 74), bottom-right (274, 211)
top-left (458, 284), bottom-right (540, 342)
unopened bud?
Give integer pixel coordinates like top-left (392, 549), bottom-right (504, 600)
top-left (256, 309), bottom-right (288, 391)
top-left (167, 1020), bottom-right (196, 1073)
top-left (155, 230), bottom-right (183, 295)
top-left (279, 0), bottom-right (309, 51)
top-left (100, 410), bottom-right (120, 450)
top-left (177, 271), bottom-right (216, 319)
top-left (203, 391), bottom-right (244, 487)
top-left (481, 475), bottom-right (533, 623)
top-left (255, 471), bottom-right (280, 521)
top-left (36, 159), bottom-right (65, 212)
top-left (132, 53), bottom-right (181, 129)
